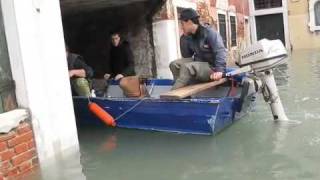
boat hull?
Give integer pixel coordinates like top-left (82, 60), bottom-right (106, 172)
top-left (73, 97), bottom-right (243, 135)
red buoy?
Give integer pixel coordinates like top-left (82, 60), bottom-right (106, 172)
top-left (88, 102), bottom-right (116, 127)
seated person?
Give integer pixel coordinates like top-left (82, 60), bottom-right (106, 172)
top-left (169, 8), bottom-right (226, 90)
top-left (106, 32), bottom-right (135, 81)
top-left (66, 47), bottom-right (94, 97)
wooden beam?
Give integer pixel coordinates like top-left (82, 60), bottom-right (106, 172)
top-left (160, 78), bottom-right (228, 99)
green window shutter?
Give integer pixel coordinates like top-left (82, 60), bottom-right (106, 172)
top-left (0, 80), bottom-right (16, 113)
top-left (0, 95), bottom-right (3, 113)
top-left (0, 3), bottom-right (17, 113)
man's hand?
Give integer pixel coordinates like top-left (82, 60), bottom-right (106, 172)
top-left (210, 72), bottom-right (223, 81)
top-left (115, 74), bottom-right (124, 81)
top-left (69, 69), bottom-right (86, 78)
top-left (104, 73), bottom-right (111, 80)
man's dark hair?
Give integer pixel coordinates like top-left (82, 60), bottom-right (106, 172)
top-left (181, 17), bottom-right (200, 25)
top-left (179, 8), bottom-right (200, 24)
top-left (111, 31), bottom-right (121, 37)
top-left (190, 17), bottom-right (200, 25)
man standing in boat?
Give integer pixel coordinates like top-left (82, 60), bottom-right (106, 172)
top-left (66, 46), bottom-right (94, 97)
top-left (170, 8), bottom-right (226, 89)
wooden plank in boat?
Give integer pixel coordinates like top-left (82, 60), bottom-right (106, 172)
top-left (160, 78), bottom-right (228, 99)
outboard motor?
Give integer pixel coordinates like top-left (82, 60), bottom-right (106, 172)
top-left (238, 39), bottom-right (289, 121)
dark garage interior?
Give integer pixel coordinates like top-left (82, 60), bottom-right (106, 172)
top-left (60, 0), bottom-right (165, 78)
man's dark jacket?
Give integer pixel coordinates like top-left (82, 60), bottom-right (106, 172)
top-left (109, 41), bottom-right (135, 77)
top-left (180, 25), bottom-right (227, 72)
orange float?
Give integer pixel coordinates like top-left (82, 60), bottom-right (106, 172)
top-left (88, 102), bottom-right (116, 127)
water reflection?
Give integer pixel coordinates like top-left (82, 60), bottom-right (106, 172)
top-left (273, 63), bottom-right (289, 86)
top-left (40, 149), bottom-right (86, 180)
top-left (78, 122), bottom-right (305, 180)
top-left (79, 126), bottom-right (261, 180)
top-left (309, 53), bottom-right (320, 79)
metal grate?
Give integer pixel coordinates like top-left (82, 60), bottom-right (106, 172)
top-left (254, 0), bottom-right (282, 10)
top-left (0, 3), bottom-right (17, 113)
top-left (315, 1), bottom-right (320, 26)
top-left (0, 81), bottom-right (16, 113)
top-left (230, 16), bottom-right (237, 47)
top-left (218, 14), bottom-right (227, 48)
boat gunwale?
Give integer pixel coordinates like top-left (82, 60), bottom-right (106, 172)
top-left (72, 96), bottom-right (235, 104)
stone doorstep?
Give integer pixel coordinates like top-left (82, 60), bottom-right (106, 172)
top-left (0, 109), bottom-right (29, 133)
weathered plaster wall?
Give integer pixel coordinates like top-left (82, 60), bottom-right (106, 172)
top-left (153, 0), bottom-right (175, 21)
top-left (153, 20), bottom-right (179, 78)
top-left (128, 24), bottom-right (157, 77)
top-left (288, 0), bottom-right (320, 49)
top-left (198, 0), bottom-right (217, 27)
top-left (61, 0), bottom-right (149, 15)
top-left (229, 0), bottom-right (250, 41)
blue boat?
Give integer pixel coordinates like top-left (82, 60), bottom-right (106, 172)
top-left (73, 72), bottom-right (256, 135)
top-left (73, 39), bottom-right (290, 135)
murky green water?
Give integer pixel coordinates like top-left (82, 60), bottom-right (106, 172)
top-left (42, 50), bottom-right (320, 180)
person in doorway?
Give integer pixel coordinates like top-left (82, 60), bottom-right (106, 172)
top-left (66, 46), bottom-right (94, 97)
top-left (106, 32), bottom-right (135, 81)
top-left (170, 8), bottom-right (226, 89)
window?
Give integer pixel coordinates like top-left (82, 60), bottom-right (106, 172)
top-left (255, 14), bottom-right (285, 45)
top-left (230, 16), bottom-right (237, 47)
top-left (0, 4), bottom-right (17, 113)
top-left (315, 1), bottom-right (320, 26)
top-left (254, 0), bottom-right (282, 10)
top-left (309, 0), bottom-right (320, 32)
top-left (218, 14), bottom-right (227, 48)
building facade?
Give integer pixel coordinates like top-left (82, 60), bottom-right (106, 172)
top-left (288, 0), bottom-right (320, 49)
top-left (248, 0), bottom-right (320, 50)
top-left (0, 0), bottom-right (84, 179)
top-left (248, 0), bottom-right (290, 49)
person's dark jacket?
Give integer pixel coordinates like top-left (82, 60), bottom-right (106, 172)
top-left (110, 41), bottom-right (135, 77)
top-left (180, 25), bottom-right (227, 72)
top-left (180, 35), bottom-right (194, 58)
top-left (67, 53), bottom-right (94, 78)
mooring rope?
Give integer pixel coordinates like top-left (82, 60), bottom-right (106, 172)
top-left (114, 82), bottom-right (155, 121)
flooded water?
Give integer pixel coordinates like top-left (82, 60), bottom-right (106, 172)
top-left (41, 50), bottom-right (320, 180)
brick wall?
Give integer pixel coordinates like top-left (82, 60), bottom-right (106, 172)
top-left (229, 0), bottom-right (249, 15)
top-left (197, 1), bottom-right (217, 27)
top-left (0, 121), bottom-right (38, 180)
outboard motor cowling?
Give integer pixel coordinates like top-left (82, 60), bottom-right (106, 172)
top-left (238, 39), bottom-right (287, 72)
